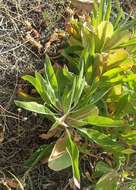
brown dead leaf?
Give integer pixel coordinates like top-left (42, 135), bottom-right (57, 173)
top-left (41, 137), bottom-right (66, 164)
top-left (39, 129), bottom-right (58, 140)
top-left (31, 28), bottom-right (40, 39)
top-left (73, 131), bottom-right (81, 143)
top-left (41, 156), bottom-right (49, 164)
top-left (85, 171), bottom-right (93, 182)
top-left (4, 178), bottom-right (19, 189)
top-left (26, 33), bottom-right (42, 50)
top-left (104, 157), bottom-right (113, 167)
top-left (50, 138), bottom-right (66, 158)
top-left (71, 0), bottom-right (94, 13)
top-left (39, 133), bottom-right (54, 140)
top-left (39, 128), bottom-right (63, 140)
top-left (44, 30), bottom-right (65, 53)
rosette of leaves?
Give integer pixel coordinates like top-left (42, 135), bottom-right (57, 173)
top-left (15, 55), bottom-right (130, 189)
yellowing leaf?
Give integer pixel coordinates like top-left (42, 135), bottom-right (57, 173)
top-left (108, 49), bottom-right (128, 65)
top-left (104, 31), bottom-right (129, 50)
top-left (112, 85), bottom-right (122, 96)
top-left (48, 138), bottom-right (71, 171)
top-left (96, 21), bottom-right (113, 51)
top-left (120, 63), bottom-right (133, 70)
top-left (97, 21), bottom-right (113, 41)
top-left (17, 90), bottom-right (33, 98)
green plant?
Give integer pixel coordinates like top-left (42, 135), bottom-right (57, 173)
top-left (15, 56), bottom-right (135, 189)
top-left (15, 0), bottom-right (136, 189)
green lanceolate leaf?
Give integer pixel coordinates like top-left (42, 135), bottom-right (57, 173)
top-left (121, 130), bottom-right (136, 145)
top-left (25, 144), bottom-right (54, 170)
top-left (95, 161), bottom-right (113, 177)
top-left (22, 72), bottom-right (56, 105)
top-left (73, 63), bottom-right (86, 108)
top-left (107, 49), bottom-right (128, 67)
top-left (103, 68), bottom-right (123, 78)
top-left (15, 101), bottom-right (54, 116)
top-left (78, 128), bottom-right (124, 153)
top-left (69, 105), bottom-right (98, 120)
top-left (55, 66), bottom-right (73, 97)
top-left (22, 75), bottom-right (36, 88)
top-left (98, 0), bottom-right (105, 23)
top-left (81, 28), bottom-right (96, 51)
top-left (85, 115), bottom-right (124, 128)
top-left (66, 129), bottom-right (80, 189)
top-left (95, 171), bottom-right (119, 190)
top-left (68, 77), bottom-right (77, 112)
top-left (105, 0), bottom-right (111, 21)
top-left (113, 0), bottom-right (124, 29)
top-left (66, 117), bottom-right (86, 128)
top-left (115, 95), bottom-right (128, 118)
top-left (89, 84), bottom-right (111, 104)
top-left (35, 72), bottom-right (57, 106)
top-left (104, 30), bottom-right (129, 50)
top-left (62, 77), bottom-right (77, 113)
top-left (44, 55), bottom-right (58, 94)
top-left (96, 21), bottom-right (113, 51)
top-left (22, 74), bottom-right (49, 103)
top-left (121, 148), bottom-right (136, 155)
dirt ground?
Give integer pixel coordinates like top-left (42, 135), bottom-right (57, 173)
top-left (0, 0), bottom-right (136, 190)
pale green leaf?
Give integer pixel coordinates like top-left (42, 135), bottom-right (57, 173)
top-left (108, 49), bottom-right (128, 66)
top-left (104, 31), bottom-right (129, 50)
top-left (15, 101), bottom-right (53, 116)
top-left (48, 138), bottom-right (71, 171)
top-left (66, 129), bottom-right (80, 189)
top-left (98, 0), bottom-right (105, 23)
top-left (69, 105), bottom-right (98, 120)
top-left (35, 72), bottom-right (57, 106)
top-left (105, 0), bottom-right (111, 21)
top-left (44, 55), bottom-right (58, 94)
top-left (97, 21), bottom-right (113, 50)
top-left (85, 115), bottom-right (124, 128)
top-left (121, 148), bottom-right (136, 155)
top-left (78, 128), bottom-right (124, 153)
top-left (95, 161), bottom-right (112, 177)
top-left (95, 171), bottom-right (119, 190)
